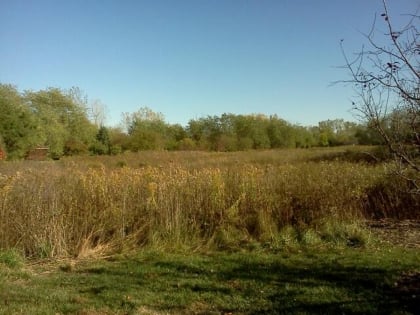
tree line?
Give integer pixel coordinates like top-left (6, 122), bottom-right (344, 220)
top-left (0, 83), bottom-right (383, 160)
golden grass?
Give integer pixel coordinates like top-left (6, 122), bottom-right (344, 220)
top-left (0, 147), bottom-right (418, 258)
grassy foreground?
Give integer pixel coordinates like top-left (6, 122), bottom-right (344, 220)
top-left (0, 147), bottom-right (419, 314)
top-left (1, 246), bottom-right (419, 315)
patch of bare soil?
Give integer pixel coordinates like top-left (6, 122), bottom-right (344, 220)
top-left (368, 219), bottom-right (420, 313)
top-left (367, 219), bottom-right (420, 249)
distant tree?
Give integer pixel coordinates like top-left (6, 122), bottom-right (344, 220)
top-left (90, 125), bottom-right (111, 155)
top-left (233, 114), bottom-right (271, 150)
top-left (187, 114), bottom-right (276, 151)
top-left (124, 107), bottom-right (167, 151)
top-left (89, 99), bottom-right (107, 127)
top-left (187, 113), bottom-right (338, 151)
top-left (122, 107), bottom-right (165, 133)
top-left (0, 84), bottom-right (40, 159)
top-left (294, 126), bottom-right (316, 148)
top-left (25, 88), bottom-right (96, 158)
top-left (186, 117), bottom-right (219, 150)
top-left (108, 127), bottom-right (130, 153)
top-left (267, 115), bottom-right (296, 148)
top-left (249, 115), bottom-right (271, 149)
top-left (187, 119), bottom-right (205, 144)
top-left (338, 121), bottom-right (360, 145)
top-left (233, 115), bottom-right (255, 150)
top-left (218, 114), bottom-right (238, 151)
top-left (354, 124), bottom-right (384, 145)
top-left (340, 0), bottom-right (419, 193)
top-left (165, 124), bottom-right (188, 150)
top-left (317, 119), bottom-right (359, 146)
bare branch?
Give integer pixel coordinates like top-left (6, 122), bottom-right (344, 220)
top-left (338, 0), bottom-right (420, 194)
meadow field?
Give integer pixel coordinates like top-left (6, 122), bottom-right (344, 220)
top-left (0, 146), bottom-right (419, 314)
top-left (0, 146), bottom-right (418, 258)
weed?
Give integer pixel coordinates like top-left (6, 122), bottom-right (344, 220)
top-left (319, 220), bottom-right (372, 247)
top-left (0, 249), bottom-right (24, 268)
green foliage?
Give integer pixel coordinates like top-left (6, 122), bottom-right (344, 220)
top-left (96, 126), bottom-right (110, 148)
top-left (89, 141), bottom-right (109, 155)
top-left (266, 115), bottom-right (295, 148)
top-left (317, 119), bottom-right (359, 146)
top-left (355, 125), bottom-right (384, 145)
top-left (318, 220), bottom-right (371, 247)
top-left (0, 84), bottom-right (40, 159)
top-left (186, 113), bottom-right (323, 151)
top-left (110, 144), bottom-right (122, 155)
top-left (123, 107), bottom-right (169, 151)
top-left (25, 87), bottom-right (96, 158)
top-left (1, 81), bottom-right (403, 160)
top-left (184, 114), bottom-right (372, 151)
top-left (108, 127), bottom-right (130, 152)
top-left (165, 123), bottom-right (188, 150)
top-left (0, 249), bottom-right (24, 268)
top-left (91, 125), bottom-right (111, 155)
top-left (2, 83), bottom-right (383, 156)
top-left (0, 85), bottom-right (101, 159)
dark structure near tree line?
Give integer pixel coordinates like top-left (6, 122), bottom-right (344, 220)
top-left (25, 147), bottom-right (49, 161)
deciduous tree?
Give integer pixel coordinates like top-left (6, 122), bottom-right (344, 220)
top-left (340, 0), bottom-right (419, 192)
top-left (0, 84), bottom-right (40, 159)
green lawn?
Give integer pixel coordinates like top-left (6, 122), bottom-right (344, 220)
top-left (1, 246), bottom-right (419, 314)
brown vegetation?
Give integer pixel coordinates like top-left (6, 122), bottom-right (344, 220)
top-left (0, 147), bottom-right (418, 258)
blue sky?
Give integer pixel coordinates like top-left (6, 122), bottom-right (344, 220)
top-left (1, 0), bottom-right (418, 127)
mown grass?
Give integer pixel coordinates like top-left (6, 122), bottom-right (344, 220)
top-left (1, 246), bottom-right (419, 315)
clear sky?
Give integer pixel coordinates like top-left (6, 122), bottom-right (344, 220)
top-left (1, 0), bottom-right (418, 127)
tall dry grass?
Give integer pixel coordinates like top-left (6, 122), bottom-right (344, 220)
top-left (0, 148), bottom-right (418, 258)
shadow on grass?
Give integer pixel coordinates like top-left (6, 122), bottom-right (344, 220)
top-left (71, 250), bottom-right (419, 314)
top-left (149, 254), bottom-right (417, 314)
top-left (232, 263), bottom-right (411, 314)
